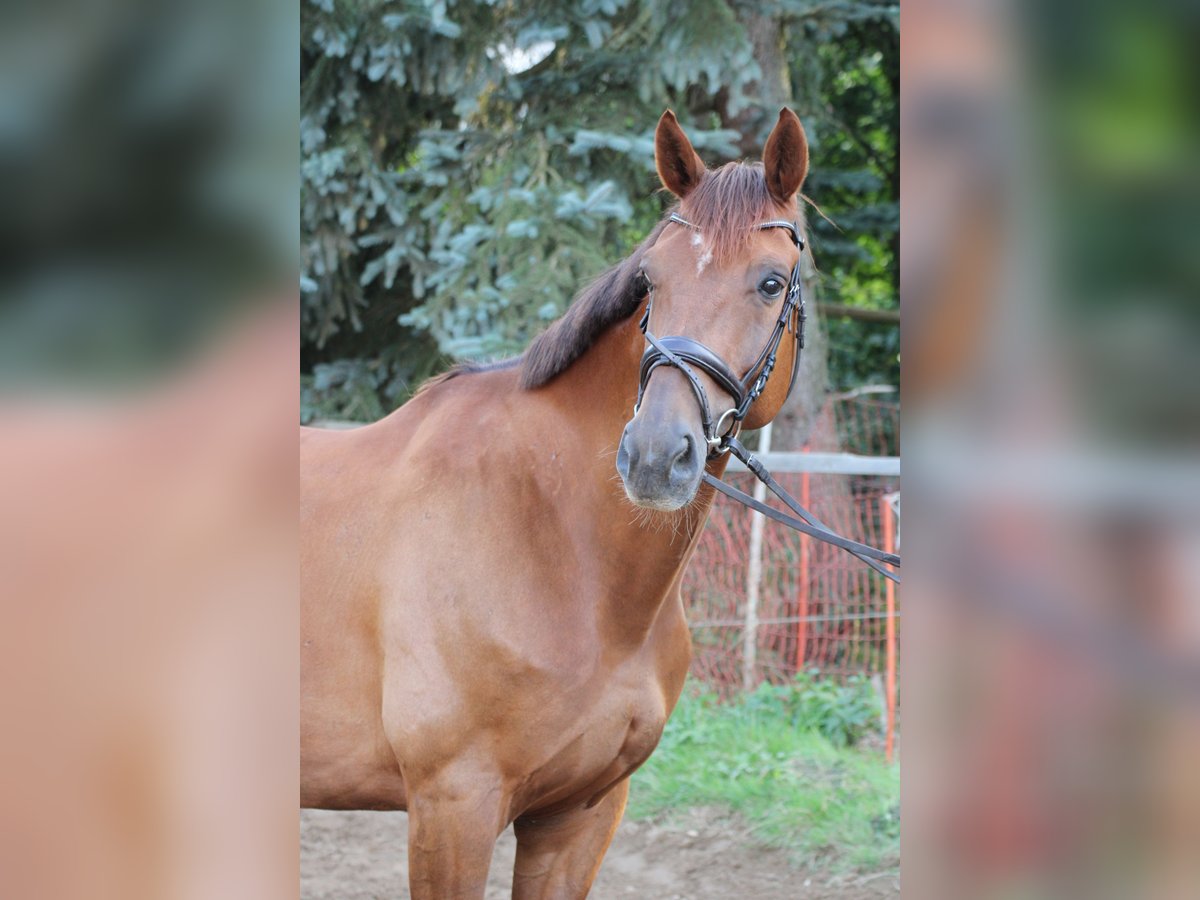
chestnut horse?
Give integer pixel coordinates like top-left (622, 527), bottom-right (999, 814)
top-left (301, 108), bottom-right (810, 897)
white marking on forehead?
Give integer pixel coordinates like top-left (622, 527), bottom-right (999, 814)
top-left (690, 230), bottom-right (713, 274)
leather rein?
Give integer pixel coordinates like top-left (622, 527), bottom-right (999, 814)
top-left (635, 212), bottom-right (900, 584)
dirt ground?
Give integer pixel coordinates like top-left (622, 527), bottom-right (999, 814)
top-left (301, 807), bottom-right (899, 900)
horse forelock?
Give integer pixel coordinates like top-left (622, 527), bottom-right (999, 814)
top-left (679, 161), bottom-right (798, 266)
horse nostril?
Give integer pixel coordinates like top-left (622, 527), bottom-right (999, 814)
top-left (669, 433), bottom-right (697, 479)
top-left (616, 427), bottom-right (635, 480)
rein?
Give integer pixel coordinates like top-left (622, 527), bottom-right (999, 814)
top-left (703, 438), bottom-right (900, 584)
top-left (635, 212), bottom-right (901, 584)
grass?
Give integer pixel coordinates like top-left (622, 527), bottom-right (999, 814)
top-left (627, 677), bottom-right (900, 873)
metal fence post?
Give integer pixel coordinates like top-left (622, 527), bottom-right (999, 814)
top-left (883, 494), bottom-right (898, 762)
top-left (741, 423), bottom-right (772, 692)
top-left (793, 447), bottom-right (810, 675)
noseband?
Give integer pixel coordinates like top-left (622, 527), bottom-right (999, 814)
top-left (634, 213), bottom-right (807, 458)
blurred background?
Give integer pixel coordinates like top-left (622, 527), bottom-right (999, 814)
top-left (903, 0), bottom-right (1200, 897)
top-left (0, 0), bottom-right (298, 898)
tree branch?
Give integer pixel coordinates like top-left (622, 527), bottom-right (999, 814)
top-left (817, 302), bottom-right (899, 324)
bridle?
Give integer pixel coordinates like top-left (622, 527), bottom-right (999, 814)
top-left (631, 211), bottom-right (901, 584)
top-left (635, 212), bottom-right (806, 458)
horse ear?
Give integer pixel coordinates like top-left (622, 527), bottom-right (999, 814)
top-left (655, 110), bottom-right (706, 199)
top-left (762, 108), bottom-right (809, 204)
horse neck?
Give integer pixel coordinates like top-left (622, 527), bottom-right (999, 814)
top-left (538, 308), bottom-right (729, 645)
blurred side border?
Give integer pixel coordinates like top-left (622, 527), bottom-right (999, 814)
top-left (902, 0), bottom-right (1200, 897)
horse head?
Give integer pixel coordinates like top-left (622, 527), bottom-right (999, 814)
top-left (617, 108), bottom-right (809, 510)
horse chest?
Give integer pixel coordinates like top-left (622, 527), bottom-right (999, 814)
top-left (589, 692), bottom-right (665, 767)
top-left (513, 680), bottom-right (668, 815)
top-left (606, 703), bottom-right (667, 774)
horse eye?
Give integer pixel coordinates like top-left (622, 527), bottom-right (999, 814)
top-left (758, 277), bottom-right (785, 298)
top-left (638, 271), bottom-right (654, 293)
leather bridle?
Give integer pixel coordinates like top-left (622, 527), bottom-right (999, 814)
top-left (631, 212), bottom-right (901, 584)
top-left (635, 213), bottom-right (807, 458)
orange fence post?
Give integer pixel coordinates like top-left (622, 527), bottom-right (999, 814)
top-left (793, 451), bottom-right (810, 674)
top-left (882, 496), bottom-right (897, 762)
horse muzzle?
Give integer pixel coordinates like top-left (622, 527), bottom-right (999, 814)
top-left (615, 413), bottom-right (704, 511)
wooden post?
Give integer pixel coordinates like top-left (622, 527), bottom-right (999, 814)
top-left (793, 449), bottom-right (810, 674)
top-left (883, 495), bottom-right (897, 762)
top-left (742, 423), bottom-right (772, 692)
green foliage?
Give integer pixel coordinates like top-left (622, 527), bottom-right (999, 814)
top-left (302, 359), bottom-right (390, 422)
top-left (744, 669), bottom-right (882, 748)
top-left (794, 8), bottom-right (900, 390)
top-left (301, 0), bottom-right (899, 417)
top-left (630, 678), bottom-right (899, 872)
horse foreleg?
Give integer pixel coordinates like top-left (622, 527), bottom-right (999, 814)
top-left (406, 783), bottom-right (506, 900)
top-left (510, 779), bottom-right (630, 899)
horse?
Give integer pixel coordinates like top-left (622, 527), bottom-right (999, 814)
top-left (300, 107), bottom-right (811, 898)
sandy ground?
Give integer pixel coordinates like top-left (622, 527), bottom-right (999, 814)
top-left (301, 807), bottom-right (899, 900)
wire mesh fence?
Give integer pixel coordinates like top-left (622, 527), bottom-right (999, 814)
top-left (686, 476), bottom-right (898, 681)
top-left (683, 394), bottom-right (900, 718)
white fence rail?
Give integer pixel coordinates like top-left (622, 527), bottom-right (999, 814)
top-left (726, 451), bottom-right (899, 476)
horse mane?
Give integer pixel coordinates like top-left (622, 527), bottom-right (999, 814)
top-left (411, 355), bottom-right (521, 398)
top-left (517, 218), bottom-right (664, 389)
top-left (410, 162), bottom-right (804, 400)
top-left (520, 161), bottom-right (797, 389)
top-left (408, 161), bottom-right (803, 396)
